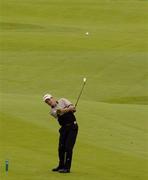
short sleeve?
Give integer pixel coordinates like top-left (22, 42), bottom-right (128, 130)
top-left (61, 98), bottom-right (73, 107)
top-left (50, 109), bottom-right (58, 119)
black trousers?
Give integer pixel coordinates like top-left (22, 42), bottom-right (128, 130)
top-left (58, 123), bottom-right (78, 170)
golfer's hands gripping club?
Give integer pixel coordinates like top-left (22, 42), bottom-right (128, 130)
top-left (56, 106), bottom-right (76, 116)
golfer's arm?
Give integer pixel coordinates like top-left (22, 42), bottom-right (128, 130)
top-left (64, 105), bottom-right (76, 113)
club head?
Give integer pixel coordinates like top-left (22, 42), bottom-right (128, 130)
top-left (83, 77), bottom-right (87, 83)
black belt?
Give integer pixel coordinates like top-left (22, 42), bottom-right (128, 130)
top-left (63, 121), bottom-right (77, 127)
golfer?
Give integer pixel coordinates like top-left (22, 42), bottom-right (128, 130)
top-left (43, 94), bottom-right (78, 173)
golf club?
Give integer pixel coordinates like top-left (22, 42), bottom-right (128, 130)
top-left (75, 77), bottom-right (87, 108)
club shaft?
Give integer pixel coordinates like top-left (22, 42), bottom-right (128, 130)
top-left (75, 82), bottom-right (86, 107)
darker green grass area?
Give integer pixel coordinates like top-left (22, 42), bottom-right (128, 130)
top-left (0, 22), bottom-right (44, 31)
top-left (0, 0), bottom-right (148, 180)
top-left (0, 21), bottom-right (82, 33)
top-left (104, 96), bottom-right (148, 105)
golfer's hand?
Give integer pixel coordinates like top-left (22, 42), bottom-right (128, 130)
top-left (69, 106), bottom-right (76, 112)
top-left (56, 108), bottom-right (67, 115)
top-left (57, 108), bottom-right (67, 115)
top-left (56, 109), bottom-right (62, 115)
top-left (56, 106), bottom-right (76, 115)
top-left (63, 106), bottom-right (76, 113)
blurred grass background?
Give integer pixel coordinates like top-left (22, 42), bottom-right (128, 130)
top-left (0, 0), bottom-right (148, 180)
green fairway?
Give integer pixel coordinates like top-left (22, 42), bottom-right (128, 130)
top-left (0, 0), bottom-right (148, 180)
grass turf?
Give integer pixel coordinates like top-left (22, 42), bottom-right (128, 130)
top-left (0, 0), bottom-right (148, 179)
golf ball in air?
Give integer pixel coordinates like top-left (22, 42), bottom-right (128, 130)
top-left (85, 32), bottom-right (89, 35)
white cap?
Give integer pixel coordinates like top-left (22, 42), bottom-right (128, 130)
top-left (43, 94), bottom-right (52, 102)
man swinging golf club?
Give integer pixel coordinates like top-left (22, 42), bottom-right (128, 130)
top-left (43, 78), bottom-right (86, 173)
